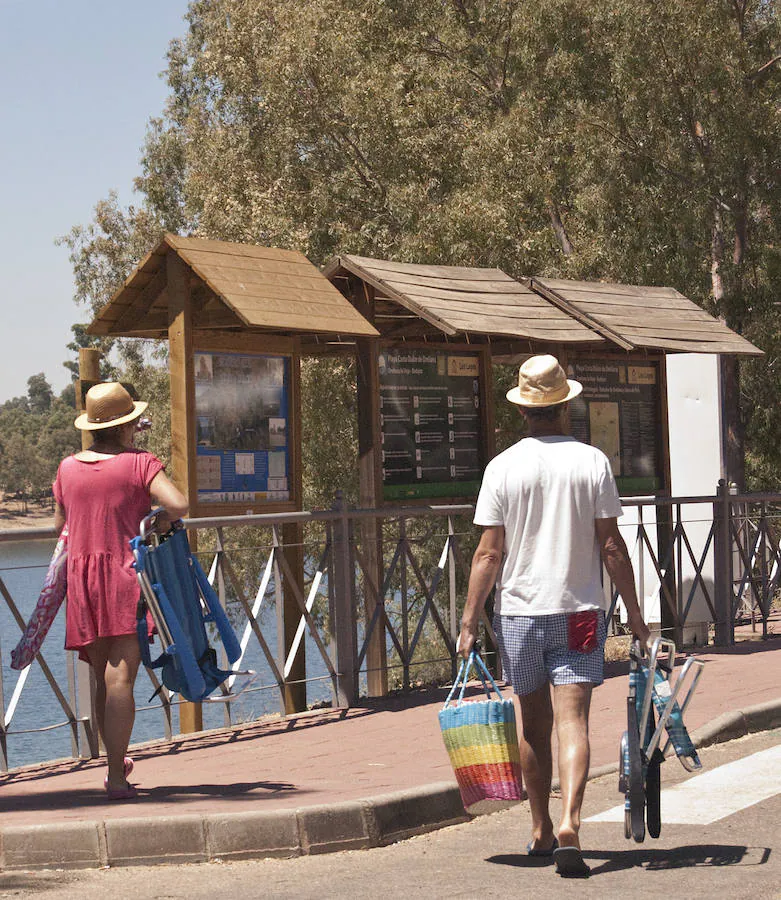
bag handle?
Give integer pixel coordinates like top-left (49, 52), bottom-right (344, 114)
top-left (443, 646), bottom-right (503, 709)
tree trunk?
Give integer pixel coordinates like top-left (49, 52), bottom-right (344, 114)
top-left (548, 198), bottom-right (574, 256)
top-left (711, 203), bottom-right (746, 489)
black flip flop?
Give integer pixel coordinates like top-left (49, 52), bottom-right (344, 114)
top-left (527, 837), bottom-right (559, 857)
top-left (553, 846), bottom-right (591, 878)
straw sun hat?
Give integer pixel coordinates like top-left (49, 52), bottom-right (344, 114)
top-left (506, 355), bottom-right (582, 408)
top-left (74, 382), bottom-right (148, 431)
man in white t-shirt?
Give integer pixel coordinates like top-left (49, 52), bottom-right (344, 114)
top-left (458, 355), bottom-right (650, 879)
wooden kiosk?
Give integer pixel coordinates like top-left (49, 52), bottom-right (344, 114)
top-left (88, 234), bottom-right (379, 719)
top-left (323, 255), bottom-right (762, 661)
top-left (88, 234), bottom-right (762, 710)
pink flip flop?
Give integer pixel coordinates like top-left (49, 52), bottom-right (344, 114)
top-left (104, 782), bottom-right (138, 801)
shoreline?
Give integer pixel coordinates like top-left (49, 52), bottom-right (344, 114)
top-left (0, 502), bottom-right (55, 531)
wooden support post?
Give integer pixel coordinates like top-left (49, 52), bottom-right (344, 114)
top-left (167, 249), bottom-right (202, 734)
top-left (76, 349), bottom-right (101, 755)
top-left (355, 335), bottom-right (388, 697)
top-left (332, 491), bottom-right (357, 706)
top-left (282, 522), bottom-right (307, 713)
top-left (77, 349), bottom-right (102, 451)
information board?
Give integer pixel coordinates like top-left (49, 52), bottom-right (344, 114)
top-left (567, 358), bottom-right (663, 495)
top-left (379, 348), bottom-right (484, 500)
top-left (194, 351), bottom-right (290, 503)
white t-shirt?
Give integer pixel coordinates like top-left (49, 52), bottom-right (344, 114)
top-left (474, 436), bottom-right (623, 615)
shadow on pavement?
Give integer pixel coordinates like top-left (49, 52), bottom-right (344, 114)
top-left (0, 779), bottom-right (301, 814)
top-left (585, 844), bottom-right (772, 874)
top-left (143, 780), bottom-right (298, 800)
top-left (487, 844), bottom-right (771, 875)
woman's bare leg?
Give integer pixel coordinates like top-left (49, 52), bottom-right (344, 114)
top-left (88, 635), bottom-right (140, 790)
top-left (86, 640), bottom-right (109, 747)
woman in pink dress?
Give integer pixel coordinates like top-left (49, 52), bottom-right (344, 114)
top-left (53, 382), bottom-right (188, 800)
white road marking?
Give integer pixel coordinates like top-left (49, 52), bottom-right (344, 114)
top-left (586, 742), bottom-right (781, 825)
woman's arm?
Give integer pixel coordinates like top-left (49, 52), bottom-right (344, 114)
top-left (149, 471), bottom-right (189, 523)
top-left (54, 502), bottom-right (66, 536)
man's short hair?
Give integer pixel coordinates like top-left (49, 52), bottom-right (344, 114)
top-left (522, 404), bottom-right (564, 424)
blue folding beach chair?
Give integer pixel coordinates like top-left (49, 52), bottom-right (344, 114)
top-left (131, 511), bottom-right (243, 703)
top-left (619, 638), bottom-right (704, 842)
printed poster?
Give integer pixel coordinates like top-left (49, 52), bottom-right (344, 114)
top-left (379, 349), bottom-right (484, 500)
top-left (194, 351), bottom-right (291, 503)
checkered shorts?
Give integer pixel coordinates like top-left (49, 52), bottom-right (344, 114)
top-left (494, 611), bottom-right (607, 697)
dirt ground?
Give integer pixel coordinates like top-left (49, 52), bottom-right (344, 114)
top-left (0, 496), bottom-right (55, 530)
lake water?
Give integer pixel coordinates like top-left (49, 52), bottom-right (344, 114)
top-left (0, 539), bottom-right (334, 770)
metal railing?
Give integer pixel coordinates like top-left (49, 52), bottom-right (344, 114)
top-left (1, 483), bottom-right (779, 770)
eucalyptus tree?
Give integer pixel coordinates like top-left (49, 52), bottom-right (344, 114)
top-left (63, 0), bottom-right (780, 489)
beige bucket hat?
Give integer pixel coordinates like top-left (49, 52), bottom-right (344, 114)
top-left (506, 355), bottom-right (582, 407)
top-left (74, 382), bottom-right (148, 431)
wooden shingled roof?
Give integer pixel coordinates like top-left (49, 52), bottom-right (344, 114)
top-left (87, 234), bottom-right (379, 339)
top-left (323, 255), bottom-right (604, 345)
top-left (530, 278), bottom-right (763, 356)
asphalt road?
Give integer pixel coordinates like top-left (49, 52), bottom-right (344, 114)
top-left (2, 728), bottom-right (779, 900)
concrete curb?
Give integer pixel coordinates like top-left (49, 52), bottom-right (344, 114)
top-left (1, 697), bottom-right (779, 872)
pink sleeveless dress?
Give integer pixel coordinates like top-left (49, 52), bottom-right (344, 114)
top-left (53, 450), bottom-right (164, 660)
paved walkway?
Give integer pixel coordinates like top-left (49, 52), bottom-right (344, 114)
top-left (2, 636), bottom-right (780, 825)
top-left (0, 634), bottom-right (779, 869)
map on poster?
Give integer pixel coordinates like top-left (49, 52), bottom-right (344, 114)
top-left (567, 359), bottom-right (663, 494)
top-left (194, 351), bottom-right (290, 503)
top-left (379, 349), bottom-right (483, 500)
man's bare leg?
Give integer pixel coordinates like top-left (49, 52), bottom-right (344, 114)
top-left (518, 684), bottom-right (556, 850)
top-left (553, 682), bottom-right (593, 850)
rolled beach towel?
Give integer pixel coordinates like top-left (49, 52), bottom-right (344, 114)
top-left (10, 526), bottom-right (68, 670)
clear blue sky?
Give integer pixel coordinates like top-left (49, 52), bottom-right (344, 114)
top-left (0, 0), bottom-right (192, 403)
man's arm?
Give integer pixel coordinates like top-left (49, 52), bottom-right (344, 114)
top-left (458, 525), bottom-right (505, 659)
top-left (595, 517), bottom-right (651, 646)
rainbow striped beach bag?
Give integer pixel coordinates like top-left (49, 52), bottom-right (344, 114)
top-left (439, 649), bottom-right (523, 815)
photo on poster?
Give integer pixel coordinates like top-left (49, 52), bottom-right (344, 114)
top-left (268, 451), bottom-right (287, 478)
top-left (269, 417), bottom-right (287, 448)
top-left (589, 402), bottom-right (621, 475)
top-left (197, 454), bottom-right (222, 491)
top-left (235, 453), bottom-right (255, 476)
top-left (195, 353), bottom-right (213, 381)
top-left (196, 416), bottom-right (215, 447)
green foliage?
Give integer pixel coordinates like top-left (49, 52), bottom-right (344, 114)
top-left (23, 0), bottom-right (779, 505)
top-left (0, 376), bottom-right (81, 499)
top-left (301, 357), bottom-right (358, 508)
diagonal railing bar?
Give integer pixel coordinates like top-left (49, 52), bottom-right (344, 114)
top-left (762, 518), bottom-right (781, 614)
top-left (406, 534), bottom-right (453, 657)
top-left (405, 537), bottom-right (455, 662)
top-left (678, 520), bottom-right (717, 624)
top-left (215, 533), bottom-right (286, 698)
top-left (636, 522), bottom-right (680, 627)
top-left (0, 575), bottom-right (86, 754)
top-left (354, 540), bottom-right (406, 671)
top-left (752, 514), bottom-right (779, 620)
top-left (137, 665), bottom-right (173, 740)
top-left (273, 529), bottom-right (338, 690)
top-left (227, 544), bottom-right (274, 689)
top-left (284, 537), bottom-right (331, 678)
top-left (730, 518), bottom-right (763, 618)
top-left (449, 532), bottom-right (473, 583)
top-left (282, 539), bottom-right (332, 680)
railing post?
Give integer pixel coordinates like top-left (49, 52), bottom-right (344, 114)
top-left (713, 479), bottom-right (734, 646)
top-left (331, 491), bottom-right (357, 706)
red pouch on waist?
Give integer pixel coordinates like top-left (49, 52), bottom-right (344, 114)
top-left (568, 609), bottom-right (599, 653)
